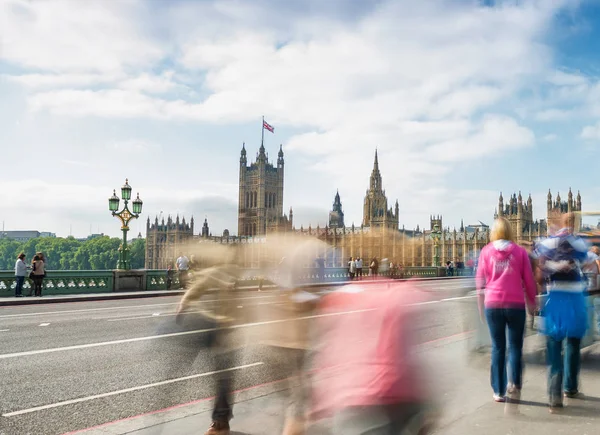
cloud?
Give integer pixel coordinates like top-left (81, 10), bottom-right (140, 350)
top-left (0, 0), bottom-right (590, 238)
top-left (0, 0), bottom-right (163, 73)
top-left (581, 122), bottom-right (600, 140)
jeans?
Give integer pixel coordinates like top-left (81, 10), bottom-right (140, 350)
top-left (547, 336), bottom-right (581, 401)
top-left (594, 298), bottom-right (600, 334)
top-left (485, 308), bottom-right (526, 396)
top-left (15, 276), bottom-right (25, 296)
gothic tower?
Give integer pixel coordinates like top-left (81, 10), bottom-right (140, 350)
top-left (238, 142), bottom-right (291, 236)
top-left (328, 190), bottom-right (345, 229)
top-left (547, 188), bottom-right (582, 232)
top-left (362, 150), bottom-right (399, 230)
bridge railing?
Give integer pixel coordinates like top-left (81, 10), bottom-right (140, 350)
top-left (0, 266), bottom-right (475, 296)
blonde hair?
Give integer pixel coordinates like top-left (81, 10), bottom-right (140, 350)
top-left (490, 217), bottom-right (514, 242)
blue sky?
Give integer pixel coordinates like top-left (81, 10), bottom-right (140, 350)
top-left (1, 0), bottom-right (600, 238)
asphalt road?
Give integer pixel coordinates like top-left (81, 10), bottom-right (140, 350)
top-left (0, 279), bottom-right (475, 435)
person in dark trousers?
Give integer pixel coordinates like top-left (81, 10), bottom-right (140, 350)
top-left (166, 266), bottom-right (174, 290)
top-left (31, 254), bottom-right (46, 297)
top-left (14, 253), bottom-right (27, 297)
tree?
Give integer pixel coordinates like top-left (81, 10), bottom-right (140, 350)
top-left (0, 236), bottom-right (146, 270)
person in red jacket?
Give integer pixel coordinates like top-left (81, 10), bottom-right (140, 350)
top-left (311, 282), bottom-right (437, 433)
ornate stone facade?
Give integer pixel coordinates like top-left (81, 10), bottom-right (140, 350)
top-left (494, 189), bottom-right (581, 242)
top-left (237, 142), bottom-right (292, 236)
top-left (145, 215), bottom-right (194, 269)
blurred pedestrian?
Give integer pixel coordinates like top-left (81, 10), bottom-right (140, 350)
top-left (348, 257), bottom-right (356, 280)
top-left (176, 263), bottom-right (240, 435)
top-left (311, 282), bottom-right (437, 434)
top-left (176, 253), bottom-right (190, 289)
top-left (535, 213), bottom-right (592, 412)
top-left (14, 253), bottom-right (27, 297)
top-left (475, 218), bottom-right (537, 404)
top-left (31, 254), bottom-right (46, 297)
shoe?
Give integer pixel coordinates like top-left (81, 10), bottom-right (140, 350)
top-left (506, 384), bottom-right (521, 402)
top-left (493, 394), bottom-right (505, 402)
top-left (204, 420), bottom-right (230, 435)
top-left (564, 391), bottom-right (581, 399)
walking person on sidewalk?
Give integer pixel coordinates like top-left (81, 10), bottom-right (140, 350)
top-left (535, 213), bottom-right (592, 412)
top-left (14, 253), bottom-right (27, 297)
top-left (31, 254), bottom-right (46, 297)
top-left (475, 217), bottom-right (537, 404)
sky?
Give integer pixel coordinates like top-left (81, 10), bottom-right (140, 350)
top-left (2, 0), bottom-right (600, 238)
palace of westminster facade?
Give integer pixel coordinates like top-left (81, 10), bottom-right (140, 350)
top-left (145, 142), bottom-right (581, 269)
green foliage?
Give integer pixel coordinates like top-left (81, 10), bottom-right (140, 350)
top-left (0, 236), bottom-right (145, 271)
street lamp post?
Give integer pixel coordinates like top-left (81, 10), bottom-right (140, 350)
top-left (431, 223), bottom-right (441, 267)
top-left (109, 179), bottom-right (143, 270)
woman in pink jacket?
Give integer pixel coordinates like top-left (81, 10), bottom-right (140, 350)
top-left (476, 217), bottom-right (537, 403)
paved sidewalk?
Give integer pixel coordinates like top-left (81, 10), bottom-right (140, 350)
top-left (68, 331), bottom-right (600, 435)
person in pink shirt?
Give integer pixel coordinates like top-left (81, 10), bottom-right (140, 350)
top-left (476, 217), bottom-right (537, 404)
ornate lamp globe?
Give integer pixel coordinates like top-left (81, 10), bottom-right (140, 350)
top-left (108, 190), bottom-right (120, 212)
top-left (121, 178), bottom-right (132, 201)
top-left (132, 193), bottom-right (143, 214)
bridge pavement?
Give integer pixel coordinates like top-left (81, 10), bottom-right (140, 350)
top-left (0, 279), bottom-right (477, 435)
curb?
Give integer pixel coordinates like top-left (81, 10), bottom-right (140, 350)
top-left (0, 291), bottom-right (185, 307)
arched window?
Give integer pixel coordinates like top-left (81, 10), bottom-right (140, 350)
top-left (253, 192), bottom-right (257, 208)
top-left (245, 192), bottom-right (249, 209)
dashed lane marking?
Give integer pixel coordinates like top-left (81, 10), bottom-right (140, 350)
top-left (2, 362), bottom-right (264, 417)
top-left (39, 323), bottom-right (50, 327)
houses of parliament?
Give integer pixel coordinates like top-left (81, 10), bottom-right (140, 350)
top-left (145, 141), bottom-right (581, 269)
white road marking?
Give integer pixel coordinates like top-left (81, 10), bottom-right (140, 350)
top-left (2, 362), bottom-right (264, 417)
top-left (0, 295), bottom-right (279, 320)
top-left (152, 313), bottom-right (161, 316)
top-left (0, 308), bottom-right (376, 360)
top-left (440, 295), bottom-right (477, 302)
top-left (0, 329), bottom-right (9, 332)
top-left (38, 323), bottom-right (50, 327)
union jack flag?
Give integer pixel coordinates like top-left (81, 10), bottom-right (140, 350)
top-left (263, 120), bottom-right (274, 133)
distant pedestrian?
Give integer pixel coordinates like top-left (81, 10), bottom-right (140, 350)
top-left (31, 254), bottom-right (46, 297)
top-left (176, 253), bottom-right (190, 289)
top-left (476, 218), bottom-right (537, 405)
top-left (369, 257), bottom-right (378, 278)
top-left (356, 257), bottom-right (363, 280)
top-left (166, 266), bottom-right (174, 290)
top-left (348, 257), bottom-right (356, 280)
top-left (316, 256), bottom-right (325, 282)
top-left (14, 253), bottom-right (27, 297)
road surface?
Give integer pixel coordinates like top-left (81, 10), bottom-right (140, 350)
top-left (0, 279), bottom-right (475, 435)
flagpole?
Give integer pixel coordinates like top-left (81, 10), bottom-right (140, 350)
top-left (261, 115), bottom-right (264, 146)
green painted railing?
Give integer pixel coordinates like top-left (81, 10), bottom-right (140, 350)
top-left (0, 266), bottom-right (475, 296)
top-left (0, 270), bottom-right (114, 296)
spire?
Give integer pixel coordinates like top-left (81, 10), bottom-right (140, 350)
top-left (369, 149), bottom-right (383, 193)
top-left (460, 219), bottom-right (464, 232)
top-left (240, 142), bottom-right (247, 164)
top-left (334, 189), bottom-right (341, 204)
top-left (278, 144), bottom-right (283, 158)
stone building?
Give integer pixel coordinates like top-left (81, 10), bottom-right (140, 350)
top-left (237, 142), bottom-right (292, 237)
top-left (145, 215), bottom-right (194, 269)
top-left (145, 148), bottom-right (492, 269)
top-left (494, 189), bottom-right (581, 243)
